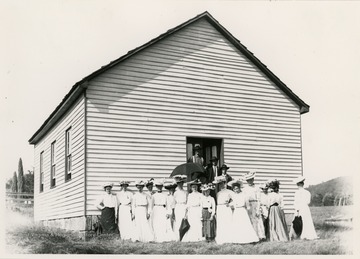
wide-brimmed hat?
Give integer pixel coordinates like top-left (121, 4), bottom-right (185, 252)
top-left (227, 179), bottom-right (243, 188)
top-left (293, 176), bottom-right (305, 184)
top-left (213, 175), bottom-right (227, 184)
top-left (259, 182), bottom-right (270, 190)
top-left (173, 175), bottom-right (187, 183)
top-left (119, 180), bottom-right (130, 186)
top-left (187, 178), bottom-right (202, 186)
top-left (244, 171), bottom-right (256, 180)
top-left (220, 164), bottom-right (230, 170)
top-left (102, 182), bottom-right (113, 189)
top-left (146, 178), bottom-right (154, 187)
top-left (135, 180), bottom-right (146, 187)
top-left (210, 156), bottom-right (218, 161)
top-left (164, 179), bottom-right (178, 189)
top-left (200, 183), bottom-right (213, 191)
top-left (154, 179), bottom-right (165, 186)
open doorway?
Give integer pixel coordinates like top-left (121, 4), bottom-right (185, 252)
top-left (186, 137), bottom-right (223, 168)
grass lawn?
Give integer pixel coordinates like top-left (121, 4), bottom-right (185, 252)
top-left (5, 206), bottom-right (353, 254)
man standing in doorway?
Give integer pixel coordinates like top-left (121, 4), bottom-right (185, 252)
top-left (188, 144), bottom-right (204, 167)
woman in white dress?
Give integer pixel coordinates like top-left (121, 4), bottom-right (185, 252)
top-left (228, 179), bottom-right (259, 244)
top-left (132, 180), bottom-right (154, 242)
top-left (173, 175), bottom-right (188, 241)
top-left (290, 176), bottom-right (318, 240)
top-left (214, 175), bottom-right (234, 244)
top-left (151, 179), bottom-right (169, 242)
top-left (117, 181), bottom-right (136, 241)
top-left (164, 179), bottom-right (177, 242)
top-left (182, 179), bottom-right (204, 242)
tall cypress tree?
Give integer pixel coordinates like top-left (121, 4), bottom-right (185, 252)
top-left (18, 158), bottom-right (24, 193)
top-left (11, 171), bottom-right (18, 193)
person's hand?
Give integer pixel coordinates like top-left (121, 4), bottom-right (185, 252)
top-left (131, 214), bottom-right (135, 220)
top-left (209, 215), bottom-right (214, 221)
top-left (166, 214), bottom-right (170, 219)
top-left (146, 213), bottom-right (150, 219)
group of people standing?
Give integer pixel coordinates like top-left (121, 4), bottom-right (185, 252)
top-left (95, 167), bottom-right (318, 244)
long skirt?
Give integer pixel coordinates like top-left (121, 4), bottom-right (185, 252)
top-left (182, 206), bottom-right (203, 242)
top-left (268, 205), bottom-right (289, 242)
top-left (174, 204), bottom-right (187, 241)
top-left (152, 205), bottom-right (168, 242)
top-left (165, 213), bottom-right (177, 242)
top-left (293, 205), bottom-right (317, 240)
top-left (232, 207), bottom-right (259, 244)
top-left (118, 205), bottom-right (136, 241)
top-left (202, 208), bottom-right (215, 240)
top-left (133, 206), bottom-right (154, 242)
top-left (247, 201), bottom-right (266, 239)
top-left (215, 205), bottom-right (233, 244)
top-left (101, 207), bottom-right (119, 234)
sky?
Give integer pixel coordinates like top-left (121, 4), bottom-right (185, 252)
top-left (1, 0), bottom-right (360, 187)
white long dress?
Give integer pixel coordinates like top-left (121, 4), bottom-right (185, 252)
top-left (231, 192), bottom-right (259, 244)
top-left (132, 192), bottom-right (154, 242)
top-left (182, 191), bottom-right (204, 242)
top-left (165, 194), bottom-right (177, 242)
top-left (215, 188), bottom-right (234, 244)
top-left (117, 190), bottom-right (136, 241)
top-left (152, 192), bottom-right (169, 242)
top-left (293, 188), bottom-right (318, 240)
top-left (174, 188), bottom-right (188, 241)
top-left (243, 184), bottom-right (266, 239)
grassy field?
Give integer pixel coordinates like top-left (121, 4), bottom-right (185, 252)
top-left (5, 205), bottom-right (353, 254)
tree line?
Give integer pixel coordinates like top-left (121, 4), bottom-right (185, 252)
top-left (6, 158), bottom-right (34, 193)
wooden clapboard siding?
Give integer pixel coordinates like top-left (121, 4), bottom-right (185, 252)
top-left (33, 96), bottom-right (85, 221)
top-left (85, 18), bottom-right (303, 215)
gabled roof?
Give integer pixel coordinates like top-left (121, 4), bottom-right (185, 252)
top-left (29, 11), bottom-right (310, 145)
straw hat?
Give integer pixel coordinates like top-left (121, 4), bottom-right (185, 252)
top-left (102, 182), bottom-right (113, 189)
top-left (187, 178), bottom-right (202, 185)
top-left (243, 171), bottom-right (256, 180)
top-left (293, 176), bottom-right (305, 184)
top-left (154, 179), bottom-right (165, 186)
top-left (135, 180), bottom-right (146, 187)
top-left (200, 184), bottom-right (212, 191)
top-left (227, 179), bottom-right (243, 188)
top-left (119, 180), bottom-right (130, 186)
top-left (173, 175), bottom-right (187, 183)
top-left (213, 175), bottom-right (227, 184)
top-left (164, 178), bottom-right (178, 189)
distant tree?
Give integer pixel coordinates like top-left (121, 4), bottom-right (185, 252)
top-left (322, 192), bottom-right (335, 206)
top-left (6, 178), bottom-right (13, 190)
top-left (23, 173), bottom-right (34, 193)
top-left (17, 158), bottom-right (25, 193)
top-left (310, 193), bottom-right (323, 206)
top-left (11, 171), bottom-right (18, 193)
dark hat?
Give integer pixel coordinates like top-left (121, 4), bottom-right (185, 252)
top-left (146, 178), bottom-right (154, 187)
top-left (193, 144), bottom-right (202, 151)
top-left (220, 164), bottom-right (230, 170)
top-left (187, 178), bottom-right (202, 185)
top-left (210, 156), bottom-right (218, 161)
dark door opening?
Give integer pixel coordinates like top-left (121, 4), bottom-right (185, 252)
top-left (186, 137), bottom-right (223, 167)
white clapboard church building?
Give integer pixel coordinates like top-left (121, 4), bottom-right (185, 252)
top-left (29, 12), bottom-right (309, 236)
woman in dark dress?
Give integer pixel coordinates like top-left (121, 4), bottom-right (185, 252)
top-left (95, 182), bottom-right (119, 234)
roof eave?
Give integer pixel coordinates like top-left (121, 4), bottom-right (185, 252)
top-left (28, 82), bottom-right (87, 145)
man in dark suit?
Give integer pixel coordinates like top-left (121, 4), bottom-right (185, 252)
top-left (206, 156), bottom-right (219, 183)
